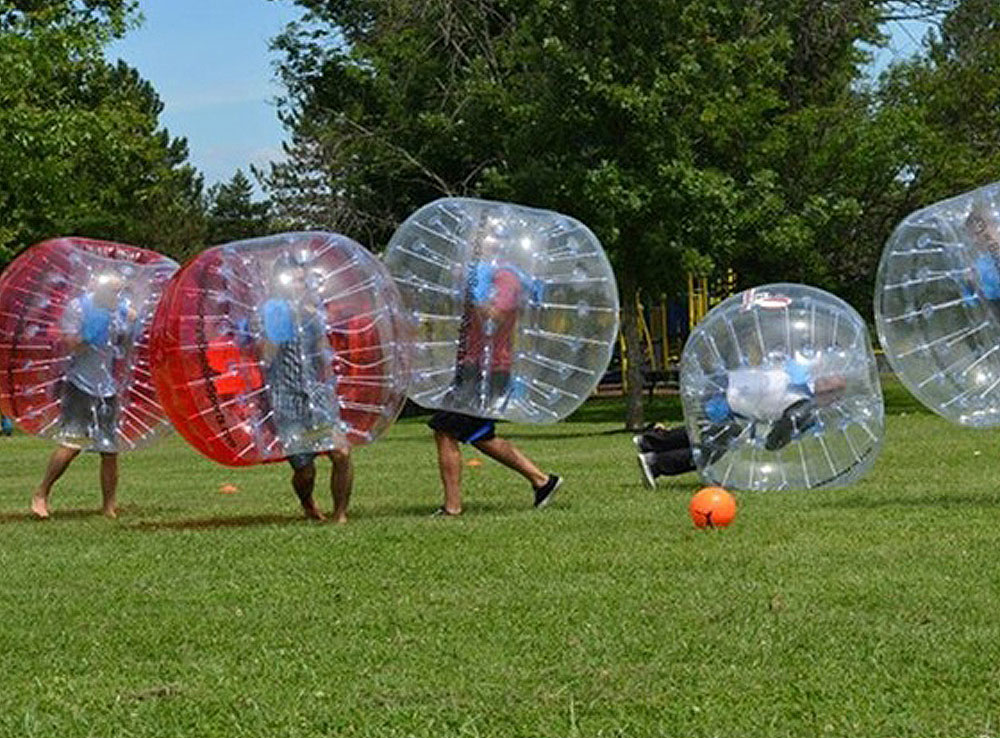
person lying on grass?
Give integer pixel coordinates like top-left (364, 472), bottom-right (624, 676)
top-left (635, 364), bottom-right (847, 488)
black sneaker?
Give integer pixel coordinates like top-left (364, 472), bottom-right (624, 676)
top-left (637, 453), bottom-right (656, 489)
top-left (533, 474), bottom-right (562, 508)
top-left (765, 399), bottom-right (817, 451)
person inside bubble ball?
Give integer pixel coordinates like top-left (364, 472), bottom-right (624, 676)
top-left (31, 272), bottom-right (137, 519)
top-left (257, 252), bottom-right (353, 523)
top-left (634, 359), bottom-right (847, 488)
top-left (452, 261), bottom-right (526, 407)
top-left (426, 260), bottom-right (560, 516)
top-left (965, 200), bottom-right (1000, 306)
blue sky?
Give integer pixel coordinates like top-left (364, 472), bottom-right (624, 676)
top-left (108, 4), bottom-right (932, 195)
top-left (107, 0), bottom-right (303, 192)
top-left (869, 17), bottom-right (932, 77)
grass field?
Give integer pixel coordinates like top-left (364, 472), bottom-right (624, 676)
top-left (3, 382), bottom-right (1000, 737)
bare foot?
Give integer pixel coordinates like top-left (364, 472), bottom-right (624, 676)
top-left (30, 493), bottom-right (49, 520)
top-left (332, 513), bottom-right (348, 525)
top-left (103, 507), bottom-right (118, 520)
top-left (301, 500), bottom-right (327, 522)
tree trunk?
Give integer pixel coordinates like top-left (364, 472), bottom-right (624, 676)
top-left (620, 278), bottom-right (645, 430)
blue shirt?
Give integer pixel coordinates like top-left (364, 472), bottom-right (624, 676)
top-left (61, 295), bottom-right (133, 397)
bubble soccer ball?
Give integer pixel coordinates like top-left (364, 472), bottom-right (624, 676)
top-left (875, 181), bottom-right (1000, 426)
top-left (384, 198), bottom-right (619, 422)
top-left (0, 238), bottom-right (178, 452)
top-left (680, 284), bottom-right (884, 491)
top-left (151, 232), bottom-right (410, 467)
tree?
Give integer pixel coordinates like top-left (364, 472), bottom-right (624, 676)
top-left (254, 132), bottom-right (345, 233)
top-left (876, 0), bottom-right (1000, 204)
top-left (265, 0), bottom-right (955, 427)
top-left (780, 0), bottom-right (1000, 310)
top-left (0, 0), bottom-right (206, 265)
top-left (206, 169), bottom-right (272, 245)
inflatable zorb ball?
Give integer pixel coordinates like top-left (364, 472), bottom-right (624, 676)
top-left (151, 232), bottom-right (410, 467)
top-left (680, 284), bottom-right (884, 491)
top-left (384, 198), bottom-right (619, 422)
top-left (875, 182), bottom-right (1000, 426)
top-left (0, 238), bottom-right (178, 452)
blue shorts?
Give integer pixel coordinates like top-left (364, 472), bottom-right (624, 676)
top-left (286, 449), bottom-right (349, 471)
top-left (428, 411), bottom-right (496, 444)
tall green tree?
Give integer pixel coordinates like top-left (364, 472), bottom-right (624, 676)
top-left (783, 0), bottom-right (1000, 310)
top-left (264, 0), bottom-right (954, 427)
top-left (877, 0), bottom-right (1000, 204)
top-left (206, 169), bottom-right (272, 245)
top-left (0, 0), bottom-right (206, 264)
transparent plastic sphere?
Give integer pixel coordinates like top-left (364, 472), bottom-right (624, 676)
top-left (384, 198), bottom-right (619, 422)
top-left (151, 232), bottom-right (410, 466)
top-left (680, 284), bottom-right (884, 491)
top-left (875, 181), bottom-right (1000, 426)
top-left (0, 238), bottom-right (178, 452)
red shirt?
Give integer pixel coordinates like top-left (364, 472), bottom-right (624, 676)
top-left (458, 268), bottom-right (522, 372)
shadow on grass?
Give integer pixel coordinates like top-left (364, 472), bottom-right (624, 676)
top-left (503, 428), bottom-right (635, 441)
top-left (818, 491), bottom-right (1000, 510)
top-left (385, 420), bottom-right (634, 442)
top-left (125, 501), bottom-right (521, 529)
top-left (566, 394), bottom-right (684, 425)
top-left (0, 509), bottom-right (102, 523)
top-left (357, 500), bottom-right (513, 520)
top-left (127, 513), bottom-right (306, 532)
top-left (882, 376), bottom-right (935, 416)
top-left (383, 379), bottom-right (929, 438)
top-left (0, 504), bottom-right (181, 524)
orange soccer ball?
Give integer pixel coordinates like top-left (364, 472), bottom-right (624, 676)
top-left (689, 487), bottom-right (737, 529)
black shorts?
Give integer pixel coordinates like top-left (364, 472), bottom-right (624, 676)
top-left (287, 452), bottom-right (318, 471)
top-left (428, 410), bottom-right (496, 444)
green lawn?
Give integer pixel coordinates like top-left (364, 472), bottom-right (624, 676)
top-left (2, 382), bottom-right (1000, 737)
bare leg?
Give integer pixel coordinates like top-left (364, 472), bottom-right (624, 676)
top-left (31, 445), bottom-right (81, 519)
top-left (472, 436), bottom-right (548, 488)
top-left (291, 461), bottom-right (325, 521)
top-left (329, 449), bottom-right (353, 524)
top-left (100, 453), bottom-right (118, 518)
top-left (434, 430), bottom-right (463, 515)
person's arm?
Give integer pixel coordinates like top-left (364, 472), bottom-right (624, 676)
top-left (813, 375), bottom-right (847, 407)
top-left (59, 298), bottom-right (84, 352)
top-left (258, 299), bottom-right (292, 365)
top-left (113, 298), bottom-right (140, 348)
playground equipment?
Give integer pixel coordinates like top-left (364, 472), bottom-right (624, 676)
top-left (616, 269), bottom-right (737, 393)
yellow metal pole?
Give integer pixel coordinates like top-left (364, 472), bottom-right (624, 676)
top-left (687, 273), bottom-right (695, 331)
top-left (618, 330), bottom-right (628, 394)
top-left (660, 295), bottom-right (669, 369)
top-left (636, 292), bottom-right (655, 368)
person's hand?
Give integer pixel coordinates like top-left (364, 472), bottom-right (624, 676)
top-left (62, 331), bottom-right (83, 352)
top-left (258, 338), bottom-right (278, 365)
top-left (814, 375), bottom-right (846, 406)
